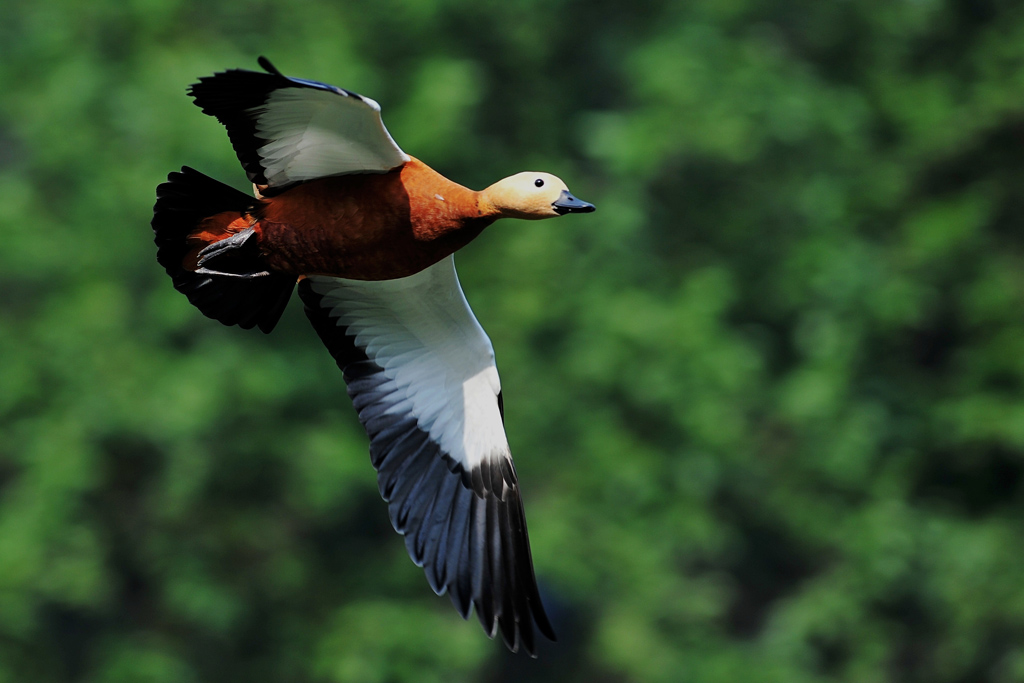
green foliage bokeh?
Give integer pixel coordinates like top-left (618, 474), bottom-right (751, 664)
top-left (2, 0), bottom-right (1024, 681)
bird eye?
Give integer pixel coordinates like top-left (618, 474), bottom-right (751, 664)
top-left (534, 178), bottom-right (544, 188)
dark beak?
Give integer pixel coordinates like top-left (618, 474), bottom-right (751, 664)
top-left (552, 190), bottom-right (596, 215)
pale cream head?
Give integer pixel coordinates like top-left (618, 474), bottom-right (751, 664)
top-left (480, 172), bottom-right (595, 219)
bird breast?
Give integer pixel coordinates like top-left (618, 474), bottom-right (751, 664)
top-left (256, 158), bottom-right (495, 280)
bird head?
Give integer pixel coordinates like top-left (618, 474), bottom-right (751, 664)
top-left (481, 172), bottom-right (595, 219)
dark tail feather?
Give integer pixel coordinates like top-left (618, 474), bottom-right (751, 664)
top-left (152, 167), bottom-right (295, 333)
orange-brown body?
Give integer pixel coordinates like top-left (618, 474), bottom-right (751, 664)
top-left (187, 157), bottom-right (497, 281)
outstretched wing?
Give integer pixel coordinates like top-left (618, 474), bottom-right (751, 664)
top-left (188, 57), bottom-right (409, 191)
top-left (298, 256), bottom-right (555, 655)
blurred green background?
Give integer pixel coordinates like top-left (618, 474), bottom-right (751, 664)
top-left (3, 0), bottom-right (1024, 681)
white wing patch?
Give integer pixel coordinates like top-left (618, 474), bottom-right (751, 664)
top-left (250, 88), bottom-right (409, 187)
top-left (306, 256), bottom-right (508, 469)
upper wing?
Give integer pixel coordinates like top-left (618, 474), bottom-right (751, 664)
top-left (188, 57), bottom-right (409, 191)
top-left (298, 256), bottom-right (555, 655)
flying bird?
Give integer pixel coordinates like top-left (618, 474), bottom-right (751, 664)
top-left (152, 57), bottom-right (594, 655)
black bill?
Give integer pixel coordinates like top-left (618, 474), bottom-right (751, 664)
top-left (552, 189), bottom-right (596, 214)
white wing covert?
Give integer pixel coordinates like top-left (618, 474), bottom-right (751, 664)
top-left (188, 57), bottom-right (408, 192)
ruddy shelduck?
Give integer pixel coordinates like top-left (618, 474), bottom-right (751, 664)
top-left (152, 57), bottom-right (595, 656)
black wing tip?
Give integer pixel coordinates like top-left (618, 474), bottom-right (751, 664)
top-left (257, 55), bottom-right (283, 76)
top-left (478, 604), bottom-right (557, 657)
top-left (184, 59), bottom-right (300, 188)
top-left (449, 463), bottom-right (557, 656)
top-left (534, 604), bottom-right (558, 643)
top-left (372, 427), bottom-right (557, 654)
